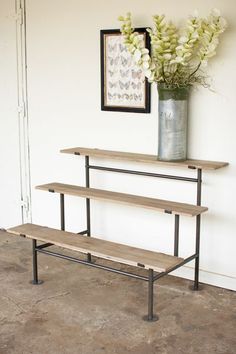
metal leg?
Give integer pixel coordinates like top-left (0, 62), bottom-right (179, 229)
top-left (143, 269), bottom-right (158, 321)
top-left (196, 169), bottom-right (202, 206)
top-left (60, 193), bottom-right (65, 231)
top-left (30, 239), bottom-right (43, 285)
top-left (174, 214), bottom-right (180, 256)
top-left (85, 156), bottom-right (92, 262)
top-left (190, 168), bottom-right (203, 291)
top-left (190, 214), bottom-right (202, 291)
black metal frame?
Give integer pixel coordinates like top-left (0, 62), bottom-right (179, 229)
top-left (31, 155), bottom-right (203, 321)
top-left (100, 28), bottom-right (151, 113)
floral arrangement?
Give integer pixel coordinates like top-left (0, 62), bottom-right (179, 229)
top-left (118, 9), bottom-right (227, 88)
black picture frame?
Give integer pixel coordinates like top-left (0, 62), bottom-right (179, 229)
top-left (100, 28), bottom-right (151, 113)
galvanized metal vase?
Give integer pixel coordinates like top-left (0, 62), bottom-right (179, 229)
top-left (157, 84), bottom-right (190, 161)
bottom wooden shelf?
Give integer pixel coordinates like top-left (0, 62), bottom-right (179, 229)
top-left (7, 223), bottom-right (184, 273)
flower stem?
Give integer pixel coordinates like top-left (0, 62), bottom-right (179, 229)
top-left (188, 62), bottom-right (201, 80)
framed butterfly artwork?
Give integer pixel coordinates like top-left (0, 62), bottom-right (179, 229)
top-left (100, 28), bottom-right (151, 113)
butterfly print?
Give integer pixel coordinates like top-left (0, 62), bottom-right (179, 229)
top-left (122, 93), bottom-right (134, 100)
top-left (108, 92), bottom-right (117, 100)
top-left (119, 43), bottom-right (127, 52)
top-left (108, 69), bottom-right (117, 77)
top-left (120, 56), bottom-right (132, 67)
top-left (134, 93), bottom-right (142, 101)
top-left (131, 82), bottom-right (142, 90)
top-left (108, 43), bottom-right (117, 52)
top-left (108, 56), bottom-right (119, 66)
top-left (131, 69), bottom-right (143, 79)
top-left (108, 81), bottom-right (118, 89)
top-left (120, 69), bottom-right (130, 78)
top-left (119, 80), bottom-right (130, 90)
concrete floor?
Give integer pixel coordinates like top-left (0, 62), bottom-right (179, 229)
top-left (0, 230), bottom-right (235, 354)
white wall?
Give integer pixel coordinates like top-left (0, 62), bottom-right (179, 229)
top-left (2, 0), bottom-right (236, 290)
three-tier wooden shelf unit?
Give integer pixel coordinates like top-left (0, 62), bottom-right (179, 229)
top-left (8, 147), bottom-right (228, 321)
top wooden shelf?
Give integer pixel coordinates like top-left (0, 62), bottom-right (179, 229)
top-left (60, 147), bottom-right (228, 171)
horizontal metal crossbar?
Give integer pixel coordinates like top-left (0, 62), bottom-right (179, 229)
top-left (88, 165), bottom-right (198, 183)
top-left (37, 242), bottom-right (54, 249)
top-left (36, 248), bottom-right (149, 281)
top-left (77, 230), bottom-right (88, 235)
top-left (153, 254), bottom-right (197, 281)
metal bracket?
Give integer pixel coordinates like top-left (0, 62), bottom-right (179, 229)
top-left (17, 101), bottom-right (26, 119)
top-left (137, 263), bottom-right (145, 268)
top-left (48, 189), bottom-right (55, 193)
top-left (20, 196), bottom-right (30, 211)
top-left (188, 165), bottom-right (197, 170)
top-left (165, 210), bottom-right (172, 214)
top-left (20, 233), bottom-right (26, 238)
top-left (74, 152), bottom-right (80, 155)
top-left (15, 5), bottom-right (24, 26)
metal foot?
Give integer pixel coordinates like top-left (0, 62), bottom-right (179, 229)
top-left (189, 283), bottom-right (203, 291)
top-left (143, 314), bottom-right (159, 322)
top-left (30, 280), bottom-right (44, 285)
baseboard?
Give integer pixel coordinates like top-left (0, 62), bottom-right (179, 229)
top-left (172, 265), bottom-right (236, 291)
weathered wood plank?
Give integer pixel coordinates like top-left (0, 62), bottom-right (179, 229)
top-left (60, 147), bottom-right (228, 170)
top-left (36, 182), bottom-right (208, 216)
top-left (7, 223), bottom-right (184, 273)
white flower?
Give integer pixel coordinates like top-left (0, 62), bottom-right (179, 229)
top-left (129, 33), bottom-right (135, 40)
top-left (133, 35), bottom-right (140, 45)
top-left (179, 36), bottom-right (188, 44)
top-left (134, 49), bottom-right (142, 62)
top-left (201, 59), bottom-right (208, 67)
top-left (191, 31), bottom-right (199, 39)
top-left (119, 10), bottom-right (227, 86)
top-left (138, 41), bottom-right (145, 49)
top-left (149, 62), bottom-right (156, 70)
top-left (128, 44), bottom-right (135, 53)
top-left (142, 54), bottom-right (150, 61)
top-left (211, 8), bottom-right (221, 17)
top-left (208, 43), bottom-right (216, 52)
top-left (184, 52), bottom-right (192, 58)
top-left (219, 17), bottom-right (227, 30)
top-left (175, 56), bottom-right (184, 63)
top-left (142, 61), bottom-right (150, 69)
top-left (144, 69), bottom-right (152, 78)
top-left (141, 48), bottom-right (149, 54)
top-left (163, 53), bottom-right (172, 60)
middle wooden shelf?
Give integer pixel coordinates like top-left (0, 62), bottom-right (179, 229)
top-left (36, 182), bottom-right (208, 217)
